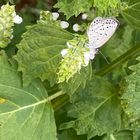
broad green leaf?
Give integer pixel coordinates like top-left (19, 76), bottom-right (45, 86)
top-left (60, 76), bottom-right (121, 139)
top-left (93, 0), bottom-right (121, 16)
top-left (0, 51), bottom-right (57, 140)
top-left (121, 56), bottom-right (140, 124)
top-left (122, 2), bottom-right (140, 29)
top-left (55, 0), bottom-right (92, 19)
top-left (14, 21), bottom-right (73, 86)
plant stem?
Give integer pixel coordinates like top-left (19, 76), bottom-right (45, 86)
top-left (53, 45), bottom-right (140, 110)
top-left (96, 45), bottom-right (140, 76)
top-left (52, 94), bottom-right (69, 111)
top-left (47, 91), bottom-right (65, 102)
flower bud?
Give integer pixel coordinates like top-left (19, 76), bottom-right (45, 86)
top-left (73, 24), bottom-right (80, 32)
top-left (60, 21), bottom-right (69, 29)
top-left (52, 12), bottom-right (59, 20)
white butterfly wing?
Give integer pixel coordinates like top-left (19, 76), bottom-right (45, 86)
top-left (87, 17), bottom-right (119, 49)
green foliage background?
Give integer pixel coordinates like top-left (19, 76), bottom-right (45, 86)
top-left (0, 0), bottom-right (140, 140)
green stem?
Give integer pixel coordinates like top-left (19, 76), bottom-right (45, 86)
top-left (96, 45), bottom-right (140, 76)
top-left (52, 94), bottom-right (69, 111)
top-left (47, 91), bottom-right (65, 102)
top-left (52, 45), bottom-right (140, 110)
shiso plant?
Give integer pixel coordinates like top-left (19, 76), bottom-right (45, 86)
top-left (0, 0), bottom-right (140, 140)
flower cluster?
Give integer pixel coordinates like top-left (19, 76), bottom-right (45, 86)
top-left (39, 11), bottom-right (96, 83)
top-left (40, 11), bottom-right (88, 32)
top-left (57, 35), bottom-right (95, 83)
top-left (0, 3), bottom-right (22, 48)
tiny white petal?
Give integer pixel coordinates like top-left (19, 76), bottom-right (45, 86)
top-left (1, 5), bottom-right (4, 10)
top-left (84, 52), bottom-right (90, 66)
top-left (12, 12), bottom-right (16, 17)
top-left (52, 12), bottom-right (59, 20)
top-left (13, 15), bottom-right (23, 24)
top-left (82, 13), bottom-right (88, 20)
top-left (61, 49), bottom-right (68, 57)
top-left (78, 61), bottom-right (82, 70)
top-left (89, 48), bottom-right (97, 59)
top-left (60, 21), bottom-right (69, 29)
top-left (66, 42), bottom-right (73, 48)
top-left (73, 24), bottom-right (80, 32)
top-left (10, 35), bottom-right (14, 39)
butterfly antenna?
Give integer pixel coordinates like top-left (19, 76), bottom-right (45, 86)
top-left (98, 50), bottom-right (110, 64)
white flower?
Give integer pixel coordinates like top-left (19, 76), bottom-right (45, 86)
top-left (78, 61), bottom-right (82, 70)
top-left (10, 35), bottom-right (14, 39)
top-left (73, 24), bottom-right (80, 32)
top-left (13, 15), bottom-right (22, 24)
top-left (52, 12), bottom-right (59, 20)
top-left (89, 48), bottom-right (97, 59)
top-left (85, 43), bottom-right (97, 60)
top-left (60, 21), bottom-right (69, 29)
top-left (66, 42), bottom-right (73, 48)
top-left (84, 51), bottom-right (90, 66)
top-left (61, 49), bottom-right (68, 57)
top-left (82, 13), bottom-right (88, 20)
top-left (12, 12), bottom-right (16, 17)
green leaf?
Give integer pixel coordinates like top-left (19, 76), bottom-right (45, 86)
top-left (55, 0), bottom-right (92, 19)
top-left (121, 56), bottom-right (140, 124)
top-left (0, 51), bottom-right (57, 140)
top-left (60, 76), bottom-right (121, 139)
top-left (122, 2), bottom-right (140, 29)
top-left (55, 0), bottom-right (122, 19)
top-left (14, 21), bottom-right (73, 86)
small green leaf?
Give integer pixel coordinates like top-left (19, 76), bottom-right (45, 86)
top-left (14, 21), bottom-right (73, 86)
top-left (0, 51), bottom-right (57, 140)
top-left (60, 76), bottom-right (121, 139)
top-left (122, 2), bottom-right (140, 29)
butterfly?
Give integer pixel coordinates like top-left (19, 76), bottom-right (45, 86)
top-left (86, 17), bottom-right (119, 59)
